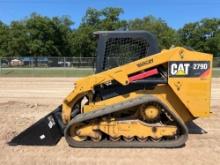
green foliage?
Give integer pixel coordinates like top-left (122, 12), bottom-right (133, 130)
top-left (82, 8), bottom-right (101, 28)
top-left (0, 21), bottom-right (9, 56)
top-left (0, 8), bottom-right (219, 58)
top-left (25, 13), bottom-right (74, 57)
top-left (72, 7), bottom-right (126, 57)
top-left (7, 21), bottom-right (30, 56)
top-left (100, 7), bottom-right (125, 30)
top-left (128, 16), bottom-right (178, 49)
top-left (1, 13), bottom-right (74, 57)
top-left (81, 7), bottom-right (126, 30)
top-left (178, 18), bottom-right (220, 56)
top-left (70, 25), bottom-right (96, 57)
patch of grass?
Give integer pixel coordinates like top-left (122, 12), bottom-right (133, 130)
top-left (0, 68), bottom-right (95, 77)
top-left (213, 68), bottom-right (220, 77)
top-left (0, 67), bottom-right (219, 77)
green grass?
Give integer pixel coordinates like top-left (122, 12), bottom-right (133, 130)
top-left (0, 67), bottom-right (219, 77)
top-left (0, 68), bottom-right (95, 77)
top-left (213, 68), bottom-right (220, 77)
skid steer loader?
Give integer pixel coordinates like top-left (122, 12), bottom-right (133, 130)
top-left (9, 31), bottom-right (213, 148)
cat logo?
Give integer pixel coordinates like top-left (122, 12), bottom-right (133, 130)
top-left (170, 63), bottom-right (190, 76)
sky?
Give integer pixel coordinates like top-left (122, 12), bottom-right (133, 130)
top-left (0, 0), bottom-right (219, 29)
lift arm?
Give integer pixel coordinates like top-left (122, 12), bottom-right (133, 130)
top-left (62, 48), bottom-right (179, 123)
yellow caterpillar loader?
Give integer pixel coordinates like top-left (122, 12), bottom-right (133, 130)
top-left (9, 31), bottom-right (213, 148)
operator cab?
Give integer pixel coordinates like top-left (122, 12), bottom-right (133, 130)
top-left (94, 31), bottom-right (160, 73)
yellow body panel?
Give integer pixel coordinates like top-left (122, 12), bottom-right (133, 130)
top-left (83, 85), bottom-right (193, 123)
top-left (73, 119), bottom-right (177, 140)
top-left (62, 47), bottom-right (212, 124)
top-left (168, 50), bottom-right (212, 117)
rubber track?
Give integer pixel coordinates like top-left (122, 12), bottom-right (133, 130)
top-left (64, 95), bottom-right (188, 148)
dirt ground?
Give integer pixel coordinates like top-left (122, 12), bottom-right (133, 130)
top-left (0, 77), bottom-right (219, 165)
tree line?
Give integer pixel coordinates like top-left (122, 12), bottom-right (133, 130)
top-left (0, 7), bottom-right (219, 57)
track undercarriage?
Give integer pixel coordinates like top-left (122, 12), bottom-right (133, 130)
top-left (64, 95), bottom-right (188, 148)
